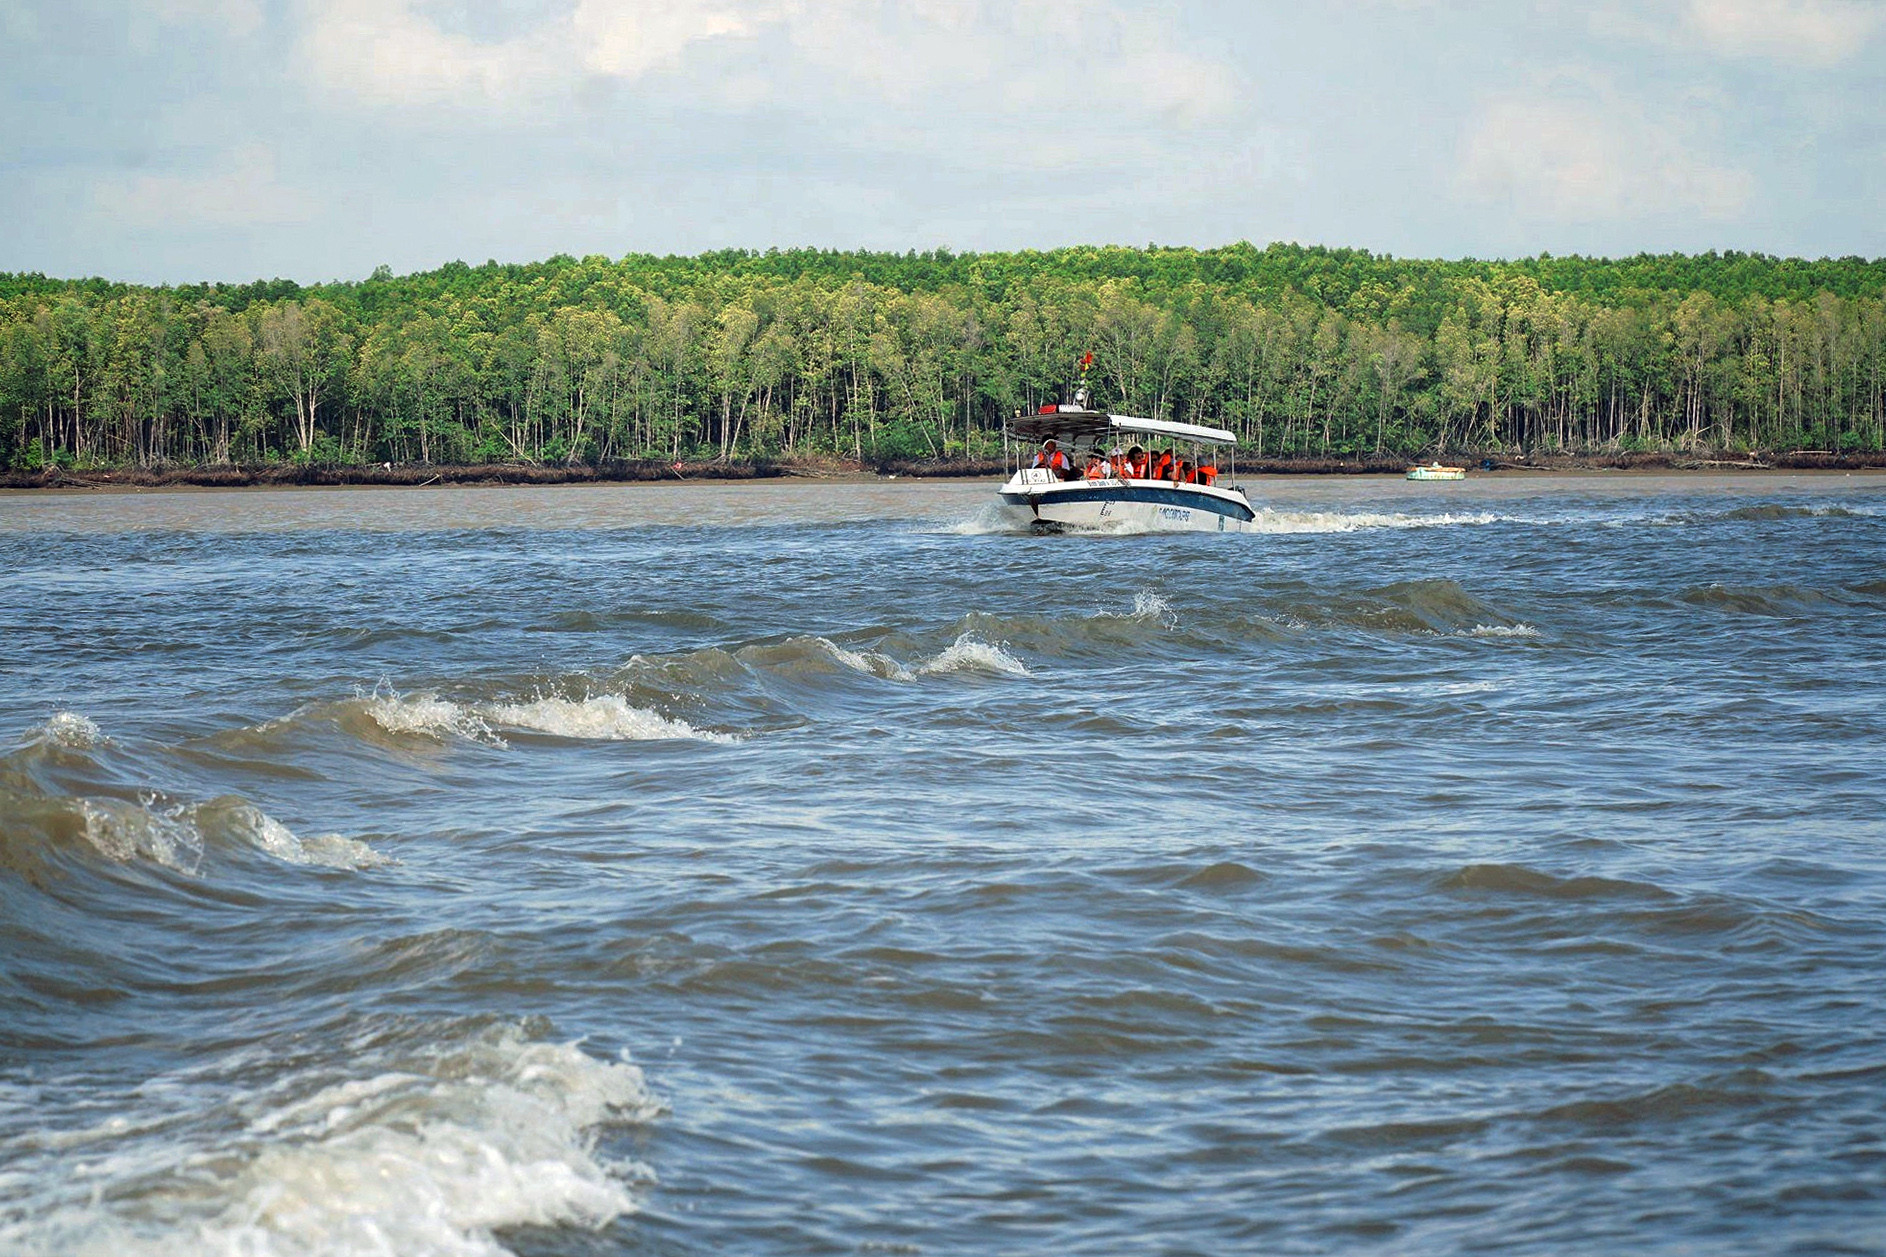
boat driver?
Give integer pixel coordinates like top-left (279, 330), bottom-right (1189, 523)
top-left (1032, 439), bottom-right (1069, 477)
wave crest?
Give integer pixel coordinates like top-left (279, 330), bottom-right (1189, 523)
top-left (485, 695), bottom-right (738, 744)
top-left (2, 790), bottom-right (385, 877)
top-left (357, 689), bottom-right (735, 746)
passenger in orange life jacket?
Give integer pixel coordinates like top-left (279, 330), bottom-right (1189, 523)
top-left (1082, 451), bottom-right (1110, 480)
top-left (1176, 458), bottom-right (1195, 484)
top-left (1121, 445), bottom-right (1149, 479)
top-left (1032, 439), bottom-right (1069, 477)
top-left (1150, 449), bottom-right (1174, 481)
top-left (1195, 462), bottom-right (1217, 485)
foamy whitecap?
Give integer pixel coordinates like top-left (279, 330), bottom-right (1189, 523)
top-left (811, 637), bottom-right (907, 679)
top-left (484, 695), bottom-right (736, 744)
top-left (916, 634), bottom-right (1030, 678)
top-left (1130, 590), bottom-right (1174, 621)
top-left (801, 634), bottom-right (1028, 681)
top-left (1468, 623), bottom-right (1543, 639)
top-left (361, 691), bottom-right (497, 743)
top-left (33, 711), bottom-right (106, 749)
top-left (7, 1027), bottom-right (658, 1257)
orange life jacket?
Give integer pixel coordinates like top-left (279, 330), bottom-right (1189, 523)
top-left (1033, 449), bottom-right (1067, 472)
top-left (1196, 465), bottom-right (1217, 485)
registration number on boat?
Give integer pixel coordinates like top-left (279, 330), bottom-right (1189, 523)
top-left (1158, 507), bottom-right (1192, 522)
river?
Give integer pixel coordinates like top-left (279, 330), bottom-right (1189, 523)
top-left (3, 473), bottom-right (1884, 1255)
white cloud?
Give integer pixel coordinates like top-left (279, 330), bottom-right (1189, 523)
top-left (1591, 0), bottom-right (1884, 65)
top-left (293, 0), bottom-right (1238, 123)
top-left (90, 144), bottom-right (311, 228)
top-left (298, 0), bottom-right (568, 106)
top-left (1458, 87), bottom-right (1753, 223)
top-left (573, 0), bottom-right (764, 79)
top-left (1683, 0), bottom-right (1882, 64)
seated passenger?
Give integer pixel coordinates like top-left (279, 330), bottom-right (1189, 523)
top-left (1082, 451), bottom-right (1112, 480)
top-left (1122, 445), bottom-right (1149, 479)
top-left (1195, 462), bottom-right (1217, 485)
top-left (1176, 459), bottom-right (1195, 484)
top-left (1150, 450), bottom-right (1174, 481)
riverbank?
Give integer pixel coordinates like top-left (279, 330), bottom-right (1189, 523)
top-left (3, 449), bottom-right (1883, 491)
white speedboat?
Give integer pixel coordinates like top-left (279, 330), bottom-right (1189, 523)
top-left (997, 396), bottom-right (1257, 534)
top-left (1406, 462), bottom-right (1466, 481)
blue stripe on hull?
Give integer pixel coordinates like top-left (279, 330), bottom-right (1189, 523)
top-left (998, 485), bottom-right (1255, 522)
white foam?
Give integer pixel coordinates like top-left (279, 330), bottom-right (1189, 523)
top-left (76, 796), bottom-right (203, 873)
top-left (214, 801), bottom-right (391, 869)
top-left (940, 502), bottom-right (1031, 535)
top-left (1468, 623), bottom-right (1543, 639)
top-left (915, 634), bottom-right (1031, 678)
top-left (809, 637), bottom-right (906, 679)
top-left (32, 711), bottom-right (106, 748)
top-left (4, 1027), bottom-right (659, 1257)
top-left (484, 695), bottom-right (736, 744)
top-left (1129, 590), bottom-right (1174, 621)
top-left (358, 686), bottom-right (733, 746)
top-left (362, 691), bottom-right (497, 743)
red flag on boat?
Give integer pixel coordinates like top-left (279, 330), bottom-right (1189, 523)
top-left (1080, 352), bottom-right (1093, 371)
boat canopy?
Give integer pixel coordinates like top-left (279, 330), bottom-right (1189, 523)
top-left (1109, 414), bottom-right (1236, 446)
top-left (1009, 408), bottom-right (1237, 447)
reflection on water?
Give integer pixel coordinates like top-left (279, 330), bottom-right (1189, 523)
top-left (2, 474), bottom-right (1885, 1256)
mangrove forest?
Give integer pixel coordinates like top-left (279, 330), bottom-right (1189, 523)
top-left (2, 243), bottom-right (1884, 472)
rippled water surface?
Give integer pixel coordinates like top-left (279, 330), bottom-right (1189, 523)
top-left (4, 474), bottom-right (1885, 1256)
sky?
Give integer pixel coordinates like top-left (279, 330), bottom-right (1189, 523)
top-left (1, 0), bottom-right (1882, 283)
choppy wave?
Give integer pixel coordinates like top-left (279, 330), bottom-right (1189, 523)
top-left (785, 632), bottom-right (1030, 681)
top-left (1, 786), bottom-right (386, 876)
top-left (1678, 582), bottom-right (1874, 617)
top-left (2, 1021), bottom-right (658, 1257)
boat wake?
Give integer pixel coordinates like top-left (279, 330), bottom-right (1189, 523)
top-left (940, 504), bottom-right (1515, 535)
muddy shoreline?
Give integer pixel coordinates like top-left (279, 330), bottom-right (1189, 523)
top-left (3, 450), bottom-right (1884, 491)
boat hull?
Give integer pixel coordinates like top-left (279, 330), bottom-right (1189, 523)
top-left (997, 474), bottom-right (1257, 534)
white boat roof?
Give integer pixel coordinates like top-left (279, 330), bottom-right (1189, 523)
top-left (1107, 414), bottom-right (1237, 446)
top-left (1010, 407), bottom-right (1237, 446)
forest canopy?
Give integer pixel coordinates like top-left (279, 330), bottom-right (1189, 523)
top-left (3, 243), bottom-right (1883, 470)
